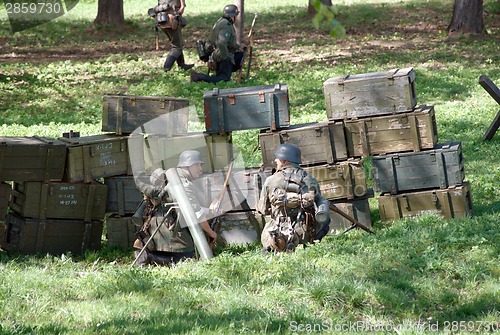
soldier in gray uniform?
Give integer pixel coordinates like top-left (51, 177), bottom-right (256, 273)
top-left (190, 4), bottom-right (244, 83)
top-left (151, 0), bottom-right (193, 72)
top-left (257, 144), bottom-right (331, 253)
top-left (133, 150), bottom-right (217, 266)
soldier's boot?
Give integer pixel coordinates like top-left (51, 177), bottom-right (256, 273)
top-left (163, 55), bottom-right (177, 72)
top-left (177, 54), bottom-right (194, 71)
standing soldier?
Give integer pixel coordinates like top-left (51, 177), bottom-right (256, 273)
top-left (257, 144), bottom-right (331, 253)
top-left (190, 4), bottom-right (244, 83)
top-left (150, 0), bottom-right (194, 72)
top-left (133, 150), bottom-right (217, 266)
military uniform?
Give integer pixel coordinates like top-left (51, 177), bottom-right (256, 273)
top-left (156, 0), bottom-right (193, 71)
top-left (258, 162), bottom-right (327, 252)
top-left (134, 166), bottom-right (206, 265)
top-left (190, 4), bottom-right (243, 83)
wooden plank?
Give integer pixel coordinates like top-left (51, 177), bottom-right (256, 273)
top-left (479, 75), bottom-right (500, 105)
top-left (483, 110), bottom-right (500, 141)
top-left (479, 75), bottom-right (500, 141)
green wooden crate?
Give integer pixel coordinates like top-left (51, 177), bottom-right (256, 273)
top-left (203, 84), bottom-right (290, 134)
top-left (303, 159), bottom-right (367, 200)
top-left (102, 94), bottom-right (190, 135)
top-left (259, 121), bottom-right (348, 168)
top-left (104, 175), bottom-right (143, 216)
top-left (10, 181), bottom-right (108, 221)
top-left (372, 142), bottom-right (465, 194)
top-left (323, 67), bottom-right (417, 120)
top-left (59, 134), bottom-right (132, 183)
top-left (344, 105), bottom-right (438, 157)
top-left (378, 182), bottom-right (473, 221)
top-left (0, 182), bottom-right (12, 221)
top-left (328, 189), bottom-right (374, 234)
top-left (141, 132), bottom-right (233, 174)
top-left (0, 136), bottom-right (67, 182)
top-left (3, 213), bottom-right (103, 255)
top-left (105, 215), bottom-right (140, 250)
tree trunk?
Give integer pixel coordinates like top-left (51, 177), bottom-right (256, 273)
top-left (308, 0), bottom-right (332, 16)
top-left (447, 0), bottom-right (485, 35)
top-left (94, 0), bottom-right (125, 27)
top-left (234, 0), bottom-right (244, 45)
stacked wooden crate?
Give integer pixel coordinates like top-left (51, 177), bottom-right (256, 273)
top-left (202, 84), bottom-right (294, 244)
top-left (0, 136), bottom-right (104, 255)
top-left (101, 94), bottom-right (236, 249)
top-left (323, 67), bottom-right (472, 221)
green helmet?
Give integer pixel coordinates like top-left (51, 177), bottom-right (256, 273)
top-left (177, 150), bottom-right (204, 167)
top-left (274, 143), bottom-right (301, 164)
top-left (223, 4), bottom-right (239, 17)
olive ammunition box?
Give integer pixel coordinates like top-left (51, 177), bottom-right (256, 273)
top-left (59, 134), bottom-right (132, 183)
top-left (10, 181), bottom-right (108, 221)
top-left (102, 94), bottom-right (189, 135)
top-left (104, 175), bottom-right (143, 216)
top-left (3, 212), bottom-right (103, 255)
top-left (0, 182), bottom-right (12, 221)
top-left (259, 121), bottom-right (348, 168)
top-left (372, 142), bottom-right (465, 194)
top-left (323, 67), bottom-right (417, 120)
top-left (378, 182), bottom-right (473, 221)
top-left (203, 84), bottom-right (290, 134)
top-left (303, 159), bottom-right (367, 200)
top-left (344, 105), bottom-right (438, 157)
top-left (105, 215), bottom-right (140, 250)
top-left (328, 189), bottom-right (374, 234)
top-left (0, 136), bottom-right (67, 182)
top-left (139, 132), bottom-right (233, 174)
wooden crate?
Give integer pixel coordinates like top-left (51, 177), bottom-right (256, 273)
top-left (204, 84), bottom-right (290, 134)
top-left (259, 121), bottom-right (348, 168)
top-left (323, 67), bottom-right (417, 120)
top-left (102, 94), bottom-right (189, 135)
top-left (344, 105), bottom-right (438, 157)
top-left (105, 215), bottom-right (139, 250)
top-left (0, 182), bottom-right (12, 221)
top-left (59, 134), bottom-right (132, 183)
top-left (3, 213), bottom-right (103, 255)
top-left (141, 132), bottom-right (233, 174)
top-left (303, 159), bottom-right (367, 200)
top-left (104, 175), bottom-right (143, 216)
top-left (378, 183), bottom-right (473, 221)
top-left (0, 136), bottom-right (67, 182)
top-left (372, 142), bottom-right (465, 194)
top-left (328, 189), bottom-right (374, 233)
top-left (10, 181), bottom-right (108, 221)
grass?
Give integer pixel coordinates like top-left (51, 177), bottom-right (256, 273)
top-left (1, 0), bottom-right (499, 333)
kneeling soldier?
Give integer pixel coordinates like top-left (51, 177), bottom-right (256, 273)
top-left (133, 150), bottom-right (217, 266)
top-left (257, 144), bottom-right (331, 252)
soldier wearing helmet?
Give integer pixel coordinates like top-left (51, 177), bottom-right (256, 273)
top-left (257, 144), bottom-right (331, 253)
top-left (151, 0), bottom-right (194, 72)
top-left (133, 150), bottom-right (217, 266)
top-left (190, 4), bottom-right (244, 83)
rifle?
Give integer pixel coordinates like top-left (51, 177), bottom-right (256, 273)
top-left (209, 161), bottom-right (234, 249)
top-left (329, 203), bottom-right (376, 235)
top-left (237, 13), bottom-right (257, 83)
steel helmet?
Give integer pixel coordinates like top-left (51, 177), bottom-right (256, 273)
top-left (177, 150), bottom-right (204, 167)
top-left (274, 143), bottom-right (302, 164)
top-left (150, 168), bottom-right (167, 187)
top-left (223, 4), bottom-right (239, 17)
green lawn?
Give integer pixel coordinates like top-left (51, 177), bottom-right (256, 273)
top-left (0, 0), bottom-right (499, 333)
